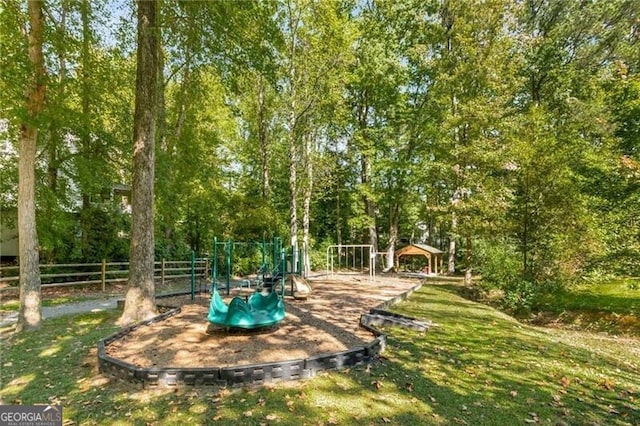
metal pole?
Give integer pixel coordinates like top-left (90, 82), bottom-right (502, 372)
top-left (213, 237), bottom-right (218, 292)
top-left (190, 251), bottom-right (195, 301)
top-left (281, 248), bottom-right (286, 297)
top-left (226, 239), bottom-right (232, 295)
top-left (352, 246), bottom-right (355, 270)
top-left (371, 245), bottom-right (376, 282)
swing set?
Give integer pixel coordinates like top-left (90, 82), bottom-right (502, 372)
top-left (325, 244), bottom-right (376, 281)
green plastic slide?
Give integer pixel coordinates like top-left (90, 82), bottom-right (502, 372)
top-left (207, 288), bottom-right (285, 329)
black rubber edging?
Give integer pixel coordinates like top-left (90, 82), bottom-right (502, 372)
top-left (98, 281), bottom-right (423, 388)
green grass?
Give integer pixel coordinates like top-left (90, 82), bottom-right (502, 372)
top-left (531, 278), bottom-right (640, 336)
top-left (1, 284), bottom-right (639, 425)
top-left (537, 278), bottom-right (640, 314)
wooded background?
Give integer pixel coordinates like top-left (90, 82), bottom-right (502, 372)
top-left (2, 0), bottom-right (639, 290)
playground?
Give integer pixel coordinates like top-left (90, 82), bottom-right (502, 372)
top-left (103, 274), bottom-right (419, 371)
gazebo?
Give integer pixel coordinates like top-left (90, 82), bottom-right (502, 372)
top-left (395, 243), bottom-right (444, 275)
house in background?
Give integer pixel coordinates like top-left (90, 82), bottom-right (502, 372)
top-left (0, 183), bottom-right (131, 262)
top-left (0, 209), bottom-right (18, 262)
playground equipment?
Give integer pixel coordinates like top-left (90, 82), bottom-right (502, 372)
top-left (206, 236), bottom-right (300, 329)
top-left (207, 284), bottom-right (285, 329)
top-left (326, 244), bottom-right (376, 281)
top-left (286, 274), bottom-right (312, 300)
top-left (211, 237), bottom-right (302, 294)
top-left (210, 236), bottom-right (307, 294)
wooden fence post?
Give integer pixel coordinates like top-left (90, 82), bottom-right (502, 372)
top-left (161, 258), bottom-right (165, 287)
top-left (101, 259), bottom-right (106, 292)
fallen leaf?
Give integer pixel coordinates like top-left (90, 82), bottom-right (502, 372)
top-left (265, 414), bottom-right (277, 421)
top-left (243, 410), bottom-right (253, 417)
top-left (382, 417), bottom-right (391, 423)
top-left (510, 390), bottom-right (518, 398)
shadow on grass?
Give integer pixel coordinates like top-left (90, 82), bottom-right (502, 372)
top-left (1, 284), bottom-right (639, 425)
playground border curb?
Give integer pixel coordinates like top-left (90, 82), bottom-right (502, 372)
top-left (97, 281), bottom-right (423, 388)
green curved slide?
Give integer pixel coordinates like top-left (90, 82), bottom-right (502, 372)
top-left (207, 288), bottom-right (285, 329)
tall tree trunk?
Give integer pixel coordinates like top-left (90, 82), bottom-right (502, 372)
top-left (464, 234), bottom-right (472, 285)
top-left (443, 0), bottom-right (459, 275)
top-left (302, 133), bottom-right (313, 277)
top-left (161, 51), bottom-right (190, 256)
top-left (356, 92), bottom-right (378, 267)
top-left (448, 209), bottom-right (457, 274)
top-left (17, 0), bottom-right (46, 332)
top-left (119, 0), bottom-right (159, 326)
top-left (80, 0), bottom-right (92, 260)
top-left (362, 154), bottom-right (378, 265)
top-left (289, 115), bottom-right (298, 271)
top-left (156, 42), bottom-right (173, 255)
top-left (157, 43), bottom-right (166, 152)
top-left (287, 0), bottom-right (299, 271)
top-left (385, 203), bottom-right (400, 272)
top-left (336, 187), bottom-right (342, 245)
top-left (257, 76), bottom-right (270, 199)
top-left (47, 0), bottom-right (67, 193)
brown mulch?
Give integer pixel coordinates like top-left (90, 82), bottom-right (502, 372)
top-left (105, 274), bottom-right (420, 368)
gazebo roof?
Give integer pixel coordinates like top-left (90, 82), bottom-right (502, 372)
top-left (413, 243), bottom-right (443, 254)
top-left (396, 243), bottom-right (444, 257)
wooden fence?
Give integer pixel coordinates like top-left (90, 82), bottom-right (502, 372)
top-left (0, 259), bottom-right (209, 292)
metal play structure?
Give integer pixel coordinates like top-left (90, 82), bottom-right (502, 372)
top-left (209, 237), bottom-right (306, 291)
top-left (207, 236), bottom-right (304, 329)
top-left (325, 244), bottom-right (376, 281)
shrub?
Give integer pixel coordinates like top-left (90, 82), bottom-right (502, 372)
top-left (476, 239), bottom-right (539, 314)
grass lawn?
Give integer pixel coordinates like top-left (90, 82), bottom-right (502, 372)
top-left (537, 278), bottom-right (640, 313)
top-left (1, 283), bottom-right (639, 425)
top-left (533, 278), bottom-right (640, 336)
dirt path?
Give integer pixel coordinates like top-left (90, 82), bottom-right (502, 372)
top-left (0, 297), bottom-right (121, 328)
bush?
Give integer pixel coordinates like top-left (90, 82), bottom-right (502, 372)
top-left (476, 239), bottom-right (539, 314)
top-left (475, 239), bottom-right (521, 289)
top-left (501, 279), bottom-right (537, 314)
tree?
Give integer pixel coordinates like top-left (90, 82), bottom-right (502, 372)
top-left (16, 0), bottom-right (46, 332)
top-left (118, 0), bottom-right (159, 325)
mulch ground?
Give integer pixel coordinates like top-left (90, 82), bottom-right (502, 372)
top-left (105, 274), bottom-right (420, 368)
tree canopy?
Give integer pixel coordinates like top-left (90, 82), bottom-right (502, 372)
top-left (2, 0), bottom-right (639, 295)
